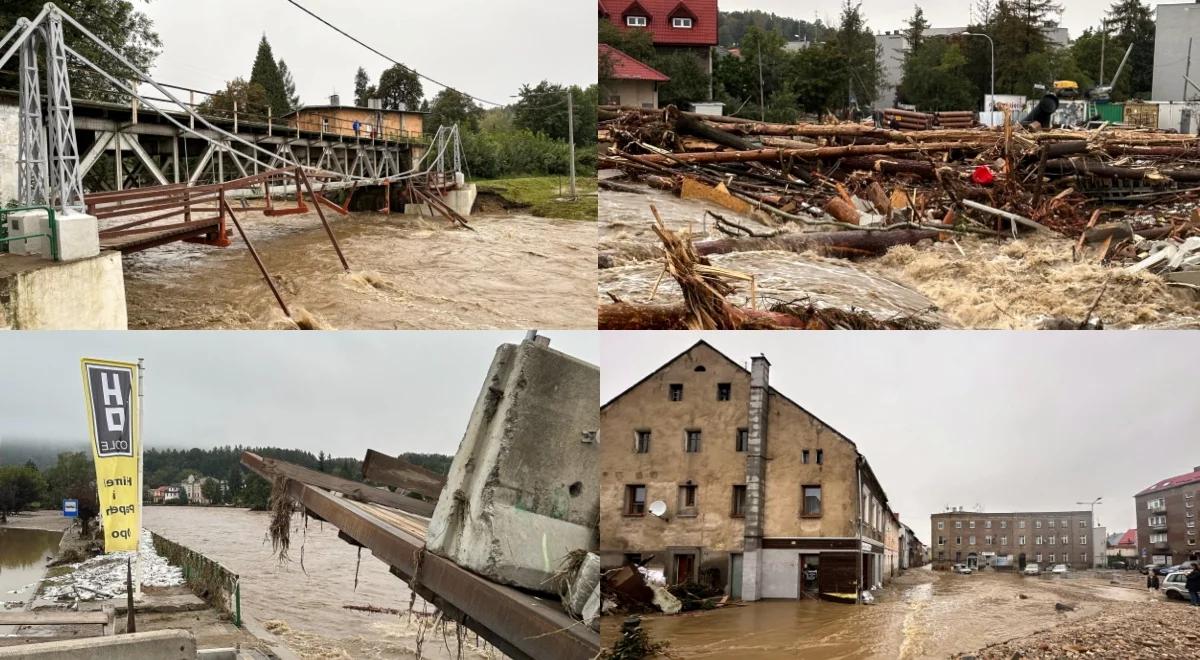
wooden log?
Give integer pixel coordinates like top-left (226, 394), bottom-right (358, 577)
top-left (839, 157), bottom-right (938, 178)
top-left (824, 198), bottom-right (861, 225)
top-left (251, 453), bottom-right (436, 517)
top-left (691, 228), bottom-right (942, 257)
top-left (636, 142), bottom-right (970, 165)
top-left (362, 449), bottom-right (447, 501)
top-left (675, 112), bottom-right (760, 151)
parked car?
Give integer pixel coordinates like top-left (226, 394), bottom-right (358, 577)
top-left (1162, 571), bottom-right (1191, 600)
top-left (951, 563), bottom-right (973, 574)
top-left (1142, 563), bottom-right (1166, 575)
top-left (1051, 564), bottom-right (1069, 575)
top-left (1156, 563), bottom-right (1189, 576)
top-left (1023, 563), bottom-right (1041, 575)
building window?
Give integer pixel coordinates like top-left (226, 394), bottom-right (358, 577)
top-left (685, 430), bottom-right (701, 453)
top-left (1035, 553), bottom-right (1042, 562)
top-left (969, 521), bottom-right (976, 529)
top-left (1048, 536), bottom-right (1055, 545)
top-left (1151, 532), bottom-right (1168, 543)
top-left (671, 16), bottom-right (693, 28)
top-left (1000, 521), bottom-right (1007, 529)
top-left (1036, 521), bottom-right (1042, 529)
top-left (955, 536), bottom-right (962, 545)
top-left (1147, 498), bottom-right (1165, 510)
top-left (731, 485), bottom-right (747, 517)
top-left (1079, 520), bottom-right (1086, 528)
top-left (1081, 553), bottom-right (1088, 562)
top-left (802, 449), bottom-right (810, 464)
top-left (634, 430), bottom-right (651, 453)
top-left (1000, 536), bottom-right (1008, 545)
top-left (1018, 521), bottom-right (1026, 529)
top-left (1035, 536), bottom-right (1043, 545)
top-left (626, 15), bottom-right (647, 27)
top-left (938, 536), bottom-right (945, 546)
top-left (1019, 535), bottom-right (1026, 545)
top-left (969, 536), bottom-right (976, 545)
top-left (678, 484), bottom-right (698, 516)
top-left (735, 428), bottom-right (748, 452)
top-left (1061, 536), bottom-right (1068, 545)
top-left (985, 536), bottom-right (993, 545)
top-left (1048, 520), bottom-right (1055, 528)
top-left (1049, 554), bottom-right (1056, 563)
top-left (802, 485), bottom-right (822, 516)
top-left (1079, 536), bottom-right (1086, 545)
top-left (938, 521), bottom-right (944, 530)
top-left (624, 485), bottom-right (646, 516)
top-left (816, 449), bottom-right (823, 465)
top-left (716, 383), bottom-right (731, 401)
top-left (956, 521), bottom-right (962, 529)
top-left (669, 384), bottom-right (683, 401)
top-left (985, 521), bottom-right (992, 529)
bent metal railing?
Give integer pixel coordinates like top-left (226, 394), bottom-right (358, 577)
top-left (0, 205), bottom-right (59, 260)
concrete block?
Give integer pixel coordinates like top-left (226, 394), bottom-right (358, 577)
top-left (426, 336), bottom-right (599, 593)
top-left (55, 211), bottom-right (100, 261)
top-left (0, 629), bottom-right (196, 659)
top-left (7, 209), bottom-right (51, 256)
top-left (0, 251), bottom-right (127, 329)
top-left (443, 183), bottom-right (477, 217)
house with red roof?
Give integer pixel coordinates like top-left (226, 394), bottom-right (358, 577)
top-left (1134, 465), bottom-right (1200, 566)
top-left (599, 1), bottom-right (719, 100)
top-left (1105, 528), bottom-right (1139, 567)
top-left (599, 43), bottom-right (670, 108)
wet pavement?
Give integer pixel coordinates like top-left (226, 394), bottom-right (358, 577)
top-left (602, 567), bottom-right (1156, 659)
top-left (121, 210), bottom-right (597, 330)
top-left (144, 507), bottom-right (497, 659)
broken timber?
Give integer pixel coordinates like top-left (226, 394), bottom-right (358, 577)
top-left (250, 453), bottom-right (435, 517)
top-left (361, 449), bottom-right (447, 501)
top-left (240, 451), bottom-right (596, 660)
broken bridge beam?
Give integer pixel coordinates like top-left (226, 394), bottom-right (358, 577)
top-left (240, 453), bottom-right (597, 660)
top-left (361, 449), bottom-right (446, 501)
top-left (240, 452), bottom-right (435, 517)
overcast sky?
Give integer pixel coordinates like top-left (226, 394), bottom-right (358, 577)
top-left (720, 0), bottom-right (1164, 38)
top-left (136, 0), bottom-right (595, 106)
top-left (601, 332), bottom-right (1200, 544)
top-left (0, 331), bottom-right (596, 459)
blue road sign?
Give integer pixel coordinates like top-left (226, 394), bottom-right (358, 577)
top-left (63, 499), bottom-right (79, 517)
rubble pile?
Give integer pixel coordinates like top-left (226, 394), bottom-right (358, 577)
top-left (598, 104), bottom-right (1200, 328)
top-left (39, 530), bottom-right (184, 601)
top-left (958, 600), bottom-right (1200, 659)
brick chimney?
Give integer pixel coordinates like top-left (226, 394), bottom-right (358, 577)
top-left (741, 354), bottom-right (771, 601)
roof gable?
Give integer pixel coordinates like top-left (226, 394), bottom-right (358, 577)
top-left (599, 43), bottom-right (671, 82)
top-left (604, 0), bottom-right (718, 46)
top-left (1135, 467), bottom-right (1200, 496)
top-left (666, 1), bottom-right (697, 20)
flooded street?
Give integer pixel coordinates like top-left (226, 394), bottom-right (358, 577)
top-left (0, 527), bottom-right (61, 600)
top-left (121, 210), bottom-right (596, 330)
top-left (602, 567), bottom-right (1155, 659)
top-left (143, 507), bottom-right (496, 659)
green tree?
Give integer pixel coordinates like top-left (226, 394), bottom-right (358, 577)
top-left (832, 1), bottom-right (882, 113)
top-left (898, 39), bottom-right (978, 110)
top-left (43, 452), bottom-right (97, 534)
top-left (278, 58), bottom-right (300, 110)
top-left (428, 88), bottom-right (484, 131)
top-left (226, 465), bottom-right (244, 502)
top-left (0, 465), bottom-right (46, 522)
top-left (200, 478), bottom-right (223, 505)
top-left (377, 63), bottom-right (423, 110)
top-left (238, 473), bottom-right (271, 510)
top-left (249, 35), bottom-right (289, 114)
top-left (987, 0), bottom-right (1064, 95)
top-left (198, 78), bottom-right (269, 118)
top-left (353, 66), bottom-right (375, 106)
top-left (717, 9), bottom-right (833, 47)
top-left (1103, 0), bottom-right (1154, 98)
top-left (317, 451), bottom-right (326, 472)
top-left (0, 0), bottom-right (161, 103)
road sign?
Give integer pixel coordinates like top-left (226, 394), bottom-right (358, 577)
top-left (63, 499), bottom-right (79, 518)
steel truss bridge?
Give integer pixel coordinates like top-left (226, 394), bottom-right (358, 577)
top-left (1, 3), bottom-right (468, 262)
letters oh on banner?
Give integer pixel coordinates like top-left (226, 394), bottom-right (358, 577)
top-left (81, 358), bottom-right (141, 553)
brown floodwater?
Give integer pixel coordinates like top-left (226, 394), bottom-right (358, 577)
top-left (143, 507), bottom-right (498, 659)
top-left (0, 527), bottom-right (61, 598)
top-left (120, 210), bottom-right (597, 330)
top-left (602, 567), bottom-right (1154, 659)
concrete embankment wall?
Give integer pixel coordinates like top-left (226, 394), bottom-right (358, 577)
top-left (0, 103), bottom-right (16, 206)
top-left (0, 252), bottom-right (127, 329)
top-left (0, 629), bottom-right (197, 659)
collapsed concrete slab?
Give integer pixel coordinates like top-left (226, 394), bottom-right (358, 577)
top-left (0, 629), bottom-right (196, 659)
top-left (425, 334), bottom-right (599, 594)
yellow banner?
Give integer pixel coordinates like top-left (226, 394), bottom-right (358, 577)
top-left (80, 358), bottom-right (141, 553)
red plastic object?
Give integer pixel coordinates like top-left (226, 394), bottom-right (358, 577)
top-left (972, 165), bottom-right (995, 185)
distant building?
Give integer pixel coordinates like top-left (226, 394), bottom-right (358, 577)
top-left (901, 523), bottom-right (927, 569)
top-left (599, 43), bottom-right (671, 108)
top-left (874, 25), bottom-right (1071, 111)
top-left (1107, 528), bottom-right (1139, 566)
top-left (599, 0), bottom-right (719, 100)
top-left (1151, 3), bottom-right (1200, 102)
top-left (181, 474), bottom-right (226, 505)
top-left (282, 95), bottom-right (426, 143)
top-left (600, 340), bottom-right (905, 602)
top-left (931, 509), bottom-right (1095, 571)
top-left (1134, 465), bottom-right (1200, 566)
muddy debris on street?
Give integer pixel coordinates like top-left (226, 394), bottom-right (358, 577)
top-left (597, 105), bottom-right (1200, 329)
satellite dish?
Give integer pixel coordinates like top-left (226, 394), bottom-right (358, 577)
top-left (649, 501), bottom-right (668, 517)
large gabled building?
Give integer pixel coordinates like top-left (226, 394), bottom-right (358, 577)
top-left (599, 0), bottom-right (719, 100)
top-left (1135, 465), bottom-right (1200, 566)
top-left (600, 340), bottom-right (903, 602)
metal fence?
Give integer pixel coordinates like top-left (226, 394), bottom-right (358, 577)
top-left (150, 531), bottom-right (241, 627)
top-left (0, 205), bottom-right (59, 259)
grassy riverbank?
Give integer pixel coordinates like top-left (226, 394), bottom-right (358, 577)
top-left (475, 176), bottom-right (597, 221)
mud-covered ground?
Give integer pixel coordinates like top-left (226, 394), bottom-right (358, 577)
top-left (600, 187), bottom-right (1200, 329)
top-left (121, 209), bottom-right (597, 330)
top-left (601, 568), bottom-right (1165, 659)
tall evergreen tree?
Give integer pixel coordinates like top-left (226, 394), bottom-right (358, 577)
top-left (249, 35), bottom-right (289, 113)
top-left (1104, 0), bottom-right (1154, 98)
top-left (277, 58), bottom-right (299, 110)
top-left (354, 66), bottom-right (373, 106)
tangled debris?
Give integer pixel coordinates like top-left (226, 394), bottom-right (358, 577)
top-left (599, 105), bottom-right (1200, 328)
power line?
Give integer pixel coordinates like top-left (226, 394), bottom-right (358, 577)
top-left (281, 0), bottom-right (504, 107)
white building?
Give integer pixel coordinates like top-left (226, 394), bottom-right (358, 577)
top-left (1151, 2), bottom-right (1200, 102)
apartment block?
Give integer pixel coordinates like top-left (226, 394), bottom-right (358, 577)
top-left (930, 509), bottom-right (1096, 571)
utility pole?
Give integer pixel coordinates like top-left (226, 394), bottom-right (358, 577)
top-left (1185, 38), bottom-right (1193, 102)
top-left (1099, 21), bottom-right (1106, 86)
top-left (566, 89), bottom-right (576, 200)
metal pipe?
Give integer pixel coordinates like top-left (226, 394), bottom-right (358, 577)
top-left (221, 199), bottom-right (291, 318)
top-left (297, 168), bottom-right (350, 271)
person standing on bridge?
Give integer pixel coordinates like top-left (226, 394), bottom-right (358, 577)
top-left (352, 119), bottom-right (361, 139)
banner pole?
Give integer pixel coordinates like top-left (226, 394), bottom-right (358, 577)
top-left (135, 357), bottom-right (144, 600)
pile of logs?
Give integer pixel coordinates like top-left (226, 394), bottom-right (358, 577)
top-left (599, 105), bottom-right (1200, 250)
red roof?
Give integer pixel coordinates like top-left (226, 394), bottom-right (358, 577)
top-left (1136, 467), bottom-right (1200, 496)
top-left (600, 0), bottom-right (718, 47)
top-left (1116, 529), bottom-right (1137, 547)
top-left (599, 44), bottom-right (670, 82)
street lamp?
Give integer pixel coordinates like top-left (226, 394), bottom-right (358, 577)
top-left (961, 31), bottom-right (994, 116)
top-left (1077, 497), bottom-right (1102, 568)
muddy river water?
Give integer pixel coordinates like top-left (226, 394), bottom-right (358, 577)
top-left (603, 567), bottom-right (1153, 659)
top-left (143, 507), bottom-right (497, 659)
top-left (121, 210), bottom-right (596, 330)
top-left (0, 527), bottom-right (61, 600)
